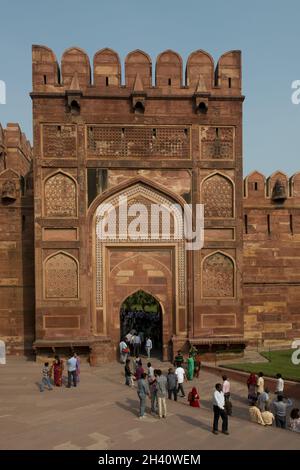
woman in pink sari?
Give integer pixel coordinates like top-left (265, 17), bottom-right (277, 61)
top-left (51, 355), bottom-right (64, 386)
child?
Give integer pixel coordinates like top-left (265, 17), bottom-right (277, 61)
top-left (40, 362), bottom-right (53, 392)
top-left (125, 359), bottom-right (134, 387)
top-left (133, 355), bottom-right (141, 372)
top-left (188, 387), bottom-right (200, 408)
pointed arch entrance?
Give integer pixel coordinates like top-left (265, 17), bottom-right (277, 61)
top-left (88, 177), bottom-right (189, 361)
top-left (120, 290), bottom-right (163, 359)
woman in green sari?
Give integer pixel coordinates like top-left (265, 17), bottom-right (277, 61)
top-left (187, 353), bottom-right (194, 381)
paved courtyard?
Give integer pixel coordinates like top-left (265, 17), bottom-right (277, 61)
top-left (0, 357), bottom-right (299, 450)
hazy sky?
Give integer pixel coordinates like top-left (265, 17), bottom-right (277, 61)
top-left (0, 0), bottom-right (299, 176)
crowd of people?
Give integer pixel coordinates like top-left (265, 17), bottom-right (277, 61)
top-left (121, 342), bottom-right (300, 435)
top-left (38, 342), bottom-right (300, 437)
top-left (124, 354), bottom-right (201, 419)
top-left (246, 371), bottom-right (300, 431)
top-left (39, 353), bottom-right (80, 391)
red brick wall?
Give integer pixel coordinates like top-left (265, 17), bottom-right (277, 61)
top-left (243, 171), bottom-right (300, 347)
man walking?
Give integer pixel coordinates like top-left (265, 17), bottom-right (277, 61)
top-left (119, 338), bottom-right (129, 364)
top-left (175, 363), bottom-right (186, 397)
top-left (134, 334), bottom-right (141, 356)
top-left (212, 383), bottom-right (229, 435)
top-left (67, 353), bottom-right (77, 388)
top-left (137, 372), bottom-right (150, 418)
top-left (156, 369), bottom-right (168, 418)
top-left (167, 367), bottom-right (178, 401)
top-left (145, 337), bottom-right (152, 358)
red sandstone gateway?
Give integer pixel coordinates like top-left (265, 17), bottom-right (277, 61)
top-left (0, 46), bottom-right (299, 363)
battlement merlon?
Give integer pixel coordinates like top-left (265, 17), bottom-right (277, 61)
top-left (31, 45), bottom-right (242, 97)
top-left (0, 123), bottom-right (32, 176)
top-left (244, 170), bottom-right (300, 202)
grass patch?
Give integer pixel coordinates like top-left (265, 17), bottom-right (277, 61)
top-left (221, 349), bottom-right (300, 382)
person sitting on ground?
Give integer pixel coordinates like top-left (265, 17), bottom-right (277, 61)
top-left (249, 399), bottom-right (265, 426)
top-left (261, 407), bottom-right (275, 426)
top-left (167, 368), bottom-right (178, 401)
top-left (272, 394), bottom-right (293, 429)
top-left (289, 408), bottom-right (300, 433)
top-left (257, 387), bottom-right (270, 412)
top-left (275, 373), bottom-right (284, 395)
top-left (188, 387), bottom-right (200, 408)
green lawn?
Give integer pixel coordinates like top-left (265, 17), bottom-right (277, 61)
top-left (221, 349), bottom-right (300, 382)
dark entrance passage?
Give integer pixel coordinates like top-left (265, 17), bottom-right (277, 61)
top-left (120, 290), bottom-right (163, 359)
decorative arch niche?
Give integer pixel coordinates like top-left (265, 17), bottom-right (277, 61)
top-left (202, 173), bottom-right (234, 218)
top-left (93, 181), bottom-right (186, 308)
top-left (202, 251), bottom-right (235, 298)
top-left (44, 171), bottom-right (77, 217)
top-left (44, 252), bottom-right (79, 299)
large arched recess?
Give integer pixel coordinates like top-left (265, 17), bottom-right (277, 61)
top-left (86, 176), bottom-right (191, 360)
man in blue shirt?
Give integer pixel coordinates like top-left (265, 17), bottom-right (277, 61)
top-left (67, 353), bottom-right (77, 388)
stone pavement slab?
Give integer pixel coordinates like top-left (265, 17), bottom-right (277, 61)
top-left (0, 357), bottom-right (299, 450)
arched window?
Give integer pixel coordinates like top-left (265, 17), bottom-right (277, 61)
top-left (202, 252), bottom-right (234, 298)
top-left (44, 252), bottom-right (78, 299)
top-left (202, 173), bottom-right (233, 217)
top-left (44, 172), bottom-right (77, 217)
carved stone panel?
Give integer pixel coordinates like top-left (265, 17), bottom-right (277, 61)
top-left (202, 252), bottom-right (234, 298)
top-left (43, 124), bottom-right (77, 158)
top-left (202, 174), bottom-right (233, 218)
top-left (87, 126), bottom-right (190, 159)
top-left (44, 172), bottom-right (77, 217)
top-left (200, 126), bottom-right (234, 159)
top-left (44, 252), bottom-right (78, 299)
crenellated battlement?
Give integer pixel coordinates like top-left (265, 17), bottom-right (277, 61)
top-left (32, 45), bottom-right (241, 95)
top-left (0, 123), bottom-right (32, 176)
top-left (0, 123), bottom-right (32, 160)
top-left (244, 170), bottom-right (300, 201)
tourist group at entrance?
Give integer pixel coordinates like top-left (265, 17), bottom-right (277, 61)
top-left (119, 336), bottom-right (300, 435)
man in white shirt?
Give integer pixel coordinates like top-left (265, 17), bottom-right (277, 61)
top-left (133, 334), bottom-right (141, 356)
top-left (212, 383), bottom-right (229, 435)
top-left (257, 372), bottom-right (264, 395)
top-left (145, 337), bottom-right (153, 358)
top-left (275, 373), bottom-right (284, 395)
top-left (67, 353), bottom-right (77, 388)
top-left (119, 339), bottom-right (128, 364)
top-left (222, 375), bottom-right (232, 416)
top-left (175, 365), bottom-right (186, 397)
